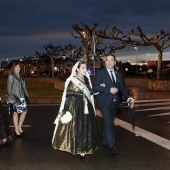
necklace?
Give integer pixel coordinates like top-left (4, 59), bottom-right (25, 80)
top-left (77, 75), bottom-right (84, 82)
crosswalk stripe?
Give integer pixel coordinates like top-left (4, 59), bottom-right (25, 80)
top-left (136, 106), bottom-right (170, 111)
top-left (96, 109), bottom-right (170, 151)
top-left (134, 102), bottom-right (170, 107)
top-left (10, 125), bottom-right (31, 127)
top-left (115, 118), bottom-right (170, 151)
top-left (134, 99), bottom-right (170, 103)
top-left (148, 112), bottom-right (170, 117)
top-left (123, 99), bottom-right (170, 103)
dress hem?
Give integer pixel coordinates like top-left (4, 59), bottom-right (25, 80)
top-left (52, 146), bottom-right (98, 155)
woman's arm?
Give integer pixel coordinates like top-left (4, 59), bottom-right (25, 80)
top-left (7, 74), bottom-right (13, 96)
top-left (21, 76), bottom-right (30, 102)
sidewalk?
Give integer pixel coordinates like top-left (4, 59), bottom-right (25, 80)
top-left (29, 86), bottom-right (170, 104)
top-left (129, 86), bottom-right (170, 100)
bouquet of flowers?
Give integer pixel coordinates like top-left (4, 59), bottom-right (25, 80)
top-left (58, 109), bottom-right (72, 125)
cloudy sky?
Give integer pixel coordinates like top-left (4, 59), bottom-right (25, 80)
top-left (1, 0), bottom-right (170, 63)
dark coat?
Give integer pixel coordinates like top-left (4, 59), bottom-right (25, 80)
top-left (93, 68), bottom-right (129, 108)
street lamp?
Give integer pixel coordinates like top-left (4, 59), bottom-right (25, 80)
top-left (62, 55), bottom-right (66, 76)
top-left (82, 31), bottom-right (86, 38)
top-left (134, 47), bottom-right (138, 74)
top-left (92, 35), bottom-right (96, 76)
top-left (147, 53), bottom-right (150, 61)
top-left (147, 53), bottom-right (150, 66)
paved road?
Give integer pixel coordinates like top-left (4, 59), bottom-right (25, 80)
top-left (0, 87), bottom-right (170, 170)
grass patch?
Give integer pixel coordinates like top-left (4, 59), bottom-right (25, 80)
top-left (0, 76), bottom-right (63, 99)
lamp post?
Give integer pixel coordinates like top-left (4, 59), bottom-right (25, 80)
top-left (92, 35), bottom-right (96, 76)
top-left (134, 47), bottom-right (138, 74)
top-left (62, 55), bottom-right (66, 76)
top-left (147, 53), bottom-right (150, 61)
top-left (82, 31), bottom-right (88, 65)
top-left (147, 53), bottom-right (150, 67)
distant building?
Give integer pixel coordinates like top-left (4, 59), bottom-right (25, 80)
top-left (147, 60), bottom-right (170, 69)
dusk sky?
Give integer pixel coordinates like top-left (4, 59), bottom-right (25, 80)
top-left (1, 0), bottom-right (170, 63)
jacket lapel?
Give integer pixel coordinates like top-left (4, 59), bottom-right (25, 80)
top-left (104, 68), bottom-right (113, 84)
top-left (115, 71), bottom-right (118, 85)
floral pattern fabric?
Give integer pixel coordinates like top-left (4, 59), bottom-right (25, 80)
top-left (9, 98), bottom-right (27, 114)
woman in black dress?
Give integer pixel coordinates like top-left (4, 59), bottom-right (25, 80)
top-left (52, 61), bottom-right (98, 160)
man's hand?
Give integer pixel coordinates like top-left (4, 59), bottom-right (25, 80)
top-left (127, 97), bottom-right (135, 108)
top-left (100, 83), bottom-right (105, 87)
top-left (110, 87), bottom-right (118, 94)
top-left (129, 102), bottom-right (134, 108)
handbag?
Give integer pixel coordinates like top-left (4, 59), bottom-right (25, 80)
top-left (4, 95), bottom-right (20, 105)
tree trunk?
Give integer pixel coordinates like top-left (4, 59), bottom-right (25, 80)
top-left (84, 45), bottom-right (88, 65)
top-left (83, 43), bottom-right (90, 67)
top-left (50, 56), bottom-right (55, 78)
top-left (157, 50), bottom-right (162, 79)
top-left (97, 54), bottom-right (101, 69)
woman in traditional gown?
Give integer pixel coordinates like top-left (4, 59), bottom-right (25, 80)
top-left (52, 61), bottom-right (98, 160)
top-left (0, 98), bottom-right (12, 145)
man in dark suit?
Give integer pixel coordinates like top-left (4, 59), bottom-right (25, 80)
top-left (93, 54), bottom-right (134, 155)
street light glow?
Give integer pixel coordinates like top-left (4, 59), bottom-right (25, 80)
top-left (147, 53), bottom-right (150, 62)
top-left (134, 47), bottom-right (138, 74)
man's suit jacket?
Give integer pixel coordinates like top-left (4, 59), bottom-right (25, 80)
top-left (93, 68), bottom-right (129, 108)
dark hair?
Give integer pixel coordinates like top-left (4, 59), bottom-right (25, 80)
top-left (105, 53), bottom-right (116, 61)
top-left (77, 61), bottom-right (86, 69)
top-left (10, 62), bottom-right (21, 74)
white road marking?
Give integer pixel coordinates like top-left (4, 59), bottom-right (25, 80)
top-left (28, 104), bottom-right (61, 106)
top-left (134, 102), bottom-right (170, 107)
top-left (123, 99), bottom-right (170, 103)
top-left (3, 103), bottom-right (60, 107)
top-left (148, 112), bottom-right (170, 117)
top-left (120, 102), bottom-right (170, 108)
top-left (96, 109), bottom-right (170, 151)
top-left (115, 118), bottom-right (170, 151)
top-left (10, 125), bottom-right (31, 127)
top-left (136, 106), bottom-right (170, 112)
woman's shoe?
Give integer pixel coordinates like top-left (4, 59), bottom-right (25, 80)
top-left (20, 131), bottom-right (26, 136)
top-left (80, 155), bottom-right (85, 160)
top-left (15, 132), bottom-right (22, 138)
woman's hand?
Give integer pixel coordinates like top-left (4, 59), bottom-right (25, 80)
top-left (58, 112), bottom-right (62, 116)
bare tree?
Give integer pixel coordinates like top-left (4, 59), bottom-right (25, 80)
top-left (98, 26), bottom-right (170, 79)
top-left (72, 23), bottom-right (127, 69)
top-left (43, 43), bottom-right (63, 78)
top-left (36, 43), bottom-right (84, 77)
top-left (96, 26), bottom-right (170, 79)
top-left (123, 27), bottom-right (170, 79)
top-left (72, 22), bottom-right (98, 67)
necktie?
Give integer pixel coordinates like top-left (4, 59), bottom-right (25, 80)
top-left (110, 71), bottom-right (116, 84)
top-left (110, 71), bottom-right (117, 101)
